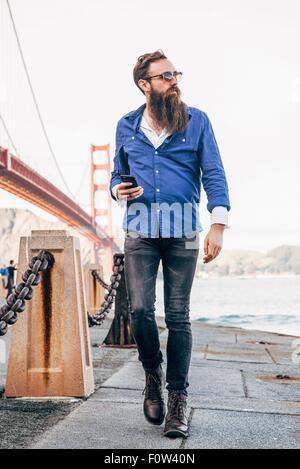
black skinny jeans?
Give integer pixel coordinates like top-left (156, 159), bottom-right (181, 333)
top-left (124, 233), bottom-right (199, 396)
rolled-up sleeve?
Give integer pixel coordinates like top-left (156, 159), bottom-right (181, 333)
top-left (110, 120), bottom-right (129, 201)
top-left (198, 113), bottom-right (231, 213)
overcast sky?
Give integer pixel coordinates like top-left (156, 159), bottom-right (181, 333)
top-left (0, 0), bottom-right (299, 252)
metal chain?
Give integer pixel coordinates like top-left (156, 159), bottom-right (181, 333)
top-left (0, 250), bottom-right (54, 336)
top-left (91, 269), bottom-right (109, 291)
top-left (88, 254), bottom-right (124, 327)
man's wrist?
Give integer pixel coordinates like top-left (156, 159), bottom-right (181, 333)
top-left (112, 184), bottom-right (120, 200)
top-left (211, 223), bottom-right (226, 231)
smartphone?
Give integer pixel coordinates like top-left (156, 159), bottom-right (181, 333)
top-left (120, 175), bottom-right (139, 188)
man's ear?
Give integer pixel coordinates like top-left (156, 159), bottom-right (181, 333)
top-left (138, 79), bottom-right (151, 94)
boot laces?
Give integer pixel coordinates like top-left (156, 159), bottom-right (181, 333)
top-left (168, 392), bottom-right (186, 422)
top-left (142, 371), bottom-right (163, 402)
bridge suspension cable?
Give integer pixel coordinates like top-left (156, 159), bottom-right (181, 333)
top-left (5, 0), bottom-right (76, 201)
top-left (0, 111), bottom-right (19, 157)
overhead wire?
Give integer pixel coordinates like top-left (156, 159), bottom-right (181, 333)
top-left (5, 0), bottom-right (77, 200)
top-left (0, 110), bottom-right (20, 157)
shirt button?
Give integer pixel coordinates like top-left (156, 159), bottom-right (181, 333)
top-left (156, 170), bottom-right (159, 174)
top-left (182, 138), bottom-right (186, 142)
top-left (155, 151), bottom-right (158, 155)
top-left (132, 136), bottom-right (135, 140)
top-left (157, 189), bottom-right (160, 192)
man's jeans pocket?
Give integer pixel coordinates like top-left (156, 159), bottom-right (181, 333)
top-left (126, 231), bottom-right (142, 239)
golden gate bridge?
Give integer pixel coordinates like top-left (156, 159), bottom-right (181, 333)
top-left (0, 0), bottom-right (120, 275)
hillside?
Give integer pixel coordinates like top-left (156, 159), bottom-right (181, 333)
top-left (197, 244), bottom-right (300, 277)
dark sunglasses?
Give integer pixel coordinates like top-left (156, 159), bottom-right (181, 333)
top-left (143, 71), bottom-right (183, 82)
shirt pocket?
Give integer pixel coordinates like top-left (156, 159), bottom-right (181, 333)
top-left (169, 132), bottom-right (198, 152)
top-left (123, 135), bottom-right (136, 153)
top-left (123, 136), bottom-right (149, 169)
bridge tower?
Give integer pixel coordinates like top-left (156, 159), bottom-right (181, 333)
top-left (90, 144), bottom-right (113, 277)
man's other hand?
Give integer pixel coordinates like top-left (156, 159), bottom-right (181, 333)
top-left (203, 224), bottom-right (225, 264)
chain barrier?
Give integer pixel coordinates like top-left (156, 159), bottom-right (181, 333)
top-left (91, 269), bottom-right (109, 291)
top-left (88, 254), bottom-right (124, 327)
top-left (0, 250), bottom-right (55, 337)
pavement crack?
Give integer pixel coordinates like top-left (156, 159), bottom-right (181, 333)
top-left (100, 385), bottom-right (142, 392)
top-left (265, 347), bottom-right (277, 364)
top-left (187, 406), bottom-right (300, 417)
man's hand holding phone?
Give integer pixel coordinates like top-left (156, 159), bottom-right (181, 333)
top-left (117, 176), bottom-right (144, 201)
top-left (117, 182), bottom-right (144, 201)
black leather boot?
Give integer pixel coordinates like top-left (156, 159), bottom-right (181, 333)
top-left (163, 391), bottom-right (189, 438)
top-left (142, 364), bottom-right (166, 425)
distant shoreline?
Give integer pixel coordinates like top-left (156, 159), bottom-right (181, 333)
top-left (156, 272), bottom-right (300, 280)
top-left (194, 273), bottom-right (300, 280)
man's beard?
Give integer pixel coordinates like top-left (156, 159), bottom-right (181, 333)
top-left (148, 86), bottom-right (189, 135)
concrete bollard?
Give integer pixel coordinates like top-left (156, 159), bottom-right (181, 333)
top-left (5, 230), bottom-right (95, 398)
top-left (83, 264), bottom-right (105, 317)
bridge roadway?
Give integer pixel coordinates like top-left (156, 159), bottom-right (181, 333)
top-left (0, 147), bottom-right (120, 252)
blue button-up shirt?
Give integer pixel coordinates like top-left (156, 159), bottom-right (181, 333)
top-left (110, 103), bottom-right (231, 238)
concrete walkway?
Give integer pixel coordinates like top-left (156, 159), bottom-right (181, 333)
top-left (22, 321), bottom-right (300, 449)
top-left (1, 298), bottom-right (300, 449)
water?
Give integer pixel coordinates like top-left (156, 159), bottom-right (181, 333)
top-left (155, 276), bottom-right (300, 337)
top-left (1, 277), bottom-right (299, 337)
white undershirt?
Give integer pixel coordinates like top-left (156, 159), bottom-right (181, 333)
top-left (113, 113), bottom-right (230, 229)
top-left (140, 115), bottom-right (171, 148)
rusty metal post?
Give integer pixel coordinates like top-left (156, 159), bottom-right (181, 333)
top-left (103, 254), bottom-right (136, 348)
top-left (84, 264), bottom-right (105, 317)
top-left (5, 230), bottom-right (95, 398)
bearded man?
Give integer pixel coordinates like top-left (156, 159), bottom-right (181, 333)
top-left (110, 50), bottom-right (231, 439)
